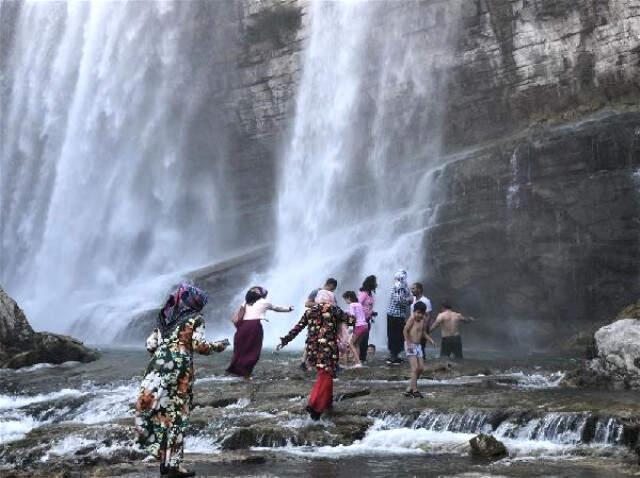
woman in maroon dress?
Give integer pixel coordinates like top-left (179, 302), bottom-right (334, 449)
top-left (227, 287), bottom-right (293, 379)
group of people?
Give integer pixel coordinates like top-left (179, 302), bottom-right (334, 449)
top-left (134, 272), bottom-right (474, 477)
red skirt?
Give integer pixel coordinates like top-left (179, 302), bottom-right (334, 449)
top-left (308, 369), bottom-right (333, 415)
top-left (227, 319), bottom-right (263, 377)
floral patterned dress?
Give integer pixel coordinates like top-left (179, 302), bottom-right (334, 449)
top-left (280, 303), bottom-right (354, 377)
top-left (135, 313), bottom-right (225, 467)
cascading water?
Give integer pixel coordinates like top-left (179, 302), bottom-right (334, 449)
top-left (256, 0), bottom-right (463, 346)
top-left (0, 1), bottom-right (246, 340)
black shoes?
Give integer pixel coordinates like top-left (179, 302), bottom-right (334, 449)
top-left (162, 466), bottom-right (196, 477)
top-left (385, 357), bottom-right (403, 365)
top-left (306, 405), bottom-right (321, 421)
top-left (402, 390), bottom-right (424, 398)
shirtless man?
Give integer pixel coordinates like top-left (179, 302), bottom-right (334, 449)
top-left (402, 301), bottom-right (436, 398)
top-left (430, 301), bottom-right (475, 360)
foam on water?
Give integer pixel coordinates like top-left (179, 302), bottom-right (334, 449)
top-left (195, 374), bottom-right (242, 384)
top-left (71, 382), bottom-right (137, 424)
top-left (224, 397), bottom-right (251, 409)
top-left (184, 435), bottom-right (220, 454)
top-left (0, 380), bottom-right (138, 443)
top-left (0, 413), bottom-right (41, 444)
top-left (0, 388), bottom-right (86, 410)
top-left (41, 436), bottom-right (98, 462)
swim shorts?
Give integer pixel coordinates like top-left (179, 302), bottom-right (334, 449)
top-left (404, 342), bottom-right (423, 358)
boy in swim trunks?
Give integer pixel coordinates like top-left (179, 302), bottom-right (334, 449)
top-left (403, 301), bottom-right (436, 398)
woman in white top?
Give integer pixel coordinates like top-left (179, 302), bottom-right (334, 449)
top-left (227, 286), bottom-right (293, 379)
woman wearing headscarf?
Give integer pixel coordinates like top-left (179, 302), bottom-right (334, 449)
top-left (135, 283), bottom-right (228, 478)
top-left (386, 269), bottom-right (412, 365)
top-left (357, 275), bottom-right (377, 363)
top-left (226, 286), bottom-right (293, 379)
top-left (276, 289), bottom-right (354, 420)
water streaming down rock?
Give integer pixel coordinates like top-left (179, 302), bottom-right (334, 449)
top-left (256, 0), bottom-right (463, 346)
top-left (0, 1), bottom-right (248, 339)
top-left (372, 410), bottom-right (627, 448)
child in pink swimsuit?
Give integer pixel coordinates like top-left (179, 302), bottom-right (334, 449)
top-left (343, 291), bottom-right (367, 368)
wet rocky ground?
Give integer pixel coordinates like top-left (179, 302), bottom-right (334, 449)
top-left (1, 348), bottom-right (639, 477)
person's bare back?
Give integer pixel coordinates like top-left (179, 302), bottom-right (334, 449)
top-left (432, 309), bottom-right (473, 337)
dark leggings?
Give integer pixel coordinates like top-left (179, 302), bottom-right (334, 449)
top-left (387, 315), bottom-right (405, 358)
top-left (358, 328), bottom-right (369, 362)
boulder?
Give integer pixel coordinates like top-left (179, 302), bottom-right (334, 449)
top-left (469, 434), bottom-right (508, 460)
top-left (589, 319), bottom-right (640, 387)
top-left (0, 287), bottom-right (99, 369)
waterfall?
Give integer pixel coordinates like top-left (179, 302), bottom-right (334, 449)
top-left (0, 1), bottom-right (245, 339)
top-left (257, 0), bottom-right (463, 346)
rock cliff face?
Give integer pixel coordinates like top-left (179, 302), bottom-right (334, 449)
top-left (427, 0), bottom-right (640, 345)
top-left (0, 287), bottom-right (98, 368)
top-left (225, 0), bottom-right (640, 347)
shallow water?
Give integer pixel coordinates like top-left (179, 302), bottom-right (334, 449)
top-left (0, 348), bottom-right (638, 476)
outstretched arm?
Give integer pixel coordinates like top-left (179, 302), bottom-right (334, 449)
top-left (277, 312), bottom-right (309, 349)
top-left (266, 303), bottom-right (294, 313)
top-left (191, 316), bottom-right (228, 355)
top-left (460, 313), bottom-right (475, 322)
top-left (430, 314), bottom-right (443, 332)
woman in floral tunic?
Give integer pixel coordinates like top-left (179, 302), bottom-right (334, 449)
top-left (277, 290), bottom-right (354, 420)
top-left (135, 284), bottom-right (227, 478)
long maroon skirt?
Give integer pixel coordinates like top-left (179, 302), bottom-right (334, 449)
top-left (227, 319), bottom-right (263, 377)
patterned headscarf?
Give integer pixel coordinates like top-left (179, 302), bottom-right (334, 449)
top-left (157, 283), bottom-right (209, 336)
top-left (394, 269), bottom-right (408, 288)
top-left (315, 289), bottom-right (336, 305)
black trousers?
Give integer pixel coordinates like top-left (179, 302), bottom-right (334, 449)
top-left (440, 335), bottom-right (463, 359)
top-left (387, 315), bottom-right (405, 358)
top-left (358, 328), bottom-right (369, 362)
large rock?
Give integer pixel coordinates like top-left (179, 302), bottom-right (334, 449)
top-left (0, 287), bottom-right (98, 369)
top-left (469, 433), bottom-right (508, 460)
top-left (590, 319), bottom-right (640, 387)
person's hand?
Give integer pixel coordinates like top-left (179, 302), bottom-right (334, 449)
top-left (276, 343), bottom-right (284, 351)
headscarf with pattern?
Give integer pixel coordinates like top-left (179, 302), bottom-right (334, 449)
top-left (315, 289), bottom-right (336, 305)
top-left (157, 283), bottom-right (209, 336)
top-left (394, 269), bottom-right (408, 289)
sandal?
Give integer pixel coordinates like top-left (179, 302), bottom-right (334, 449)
top-left (411, 391), bottom-right (424, 398)
top-left (402, 390), bottom-right (414, 398)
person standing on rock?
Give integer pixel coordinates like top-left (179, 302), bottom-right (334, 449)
top-left (403, 301), bottom-right (436, 398)
top-left (357, 275), bottom-right (377, 363)
top-left (136, 283), bottom-right (228, 478)
top-left (227, 286), bottom-right (293, 379)
top-left (386, 269), bottom-right (412, 365)
top-left (299, 278), bottom-right (338, 370)
top-left (430, 301), bottom-right (475, 360)
top-left (277, 289), bottom-right (355, 420)
top-left (411, 282), bottom-right (433, 355)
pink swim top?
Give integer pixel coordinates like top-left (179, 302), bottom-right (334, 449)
top-left (349, 302), bottom-right (367, 328)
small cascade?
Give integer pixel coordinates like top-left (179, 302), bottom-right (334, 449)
top-left (371, 410), bottom-right (628, 448)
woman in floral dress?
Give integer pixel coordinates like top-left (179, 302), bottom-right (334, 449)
top-left (135, 283), bottom-right (228, 478)
top-left (277, 290), bottom-right (354, 420)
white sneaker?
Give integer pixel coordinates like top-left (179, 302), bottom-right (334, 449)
top-left (354, 363), bottom-right (363, 368)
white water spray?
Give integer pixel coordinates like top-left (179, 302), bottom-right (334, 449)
top-left (255, 0), bottom-right (463, 346)
top-left (0, 1), bottom-right (243, 339)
